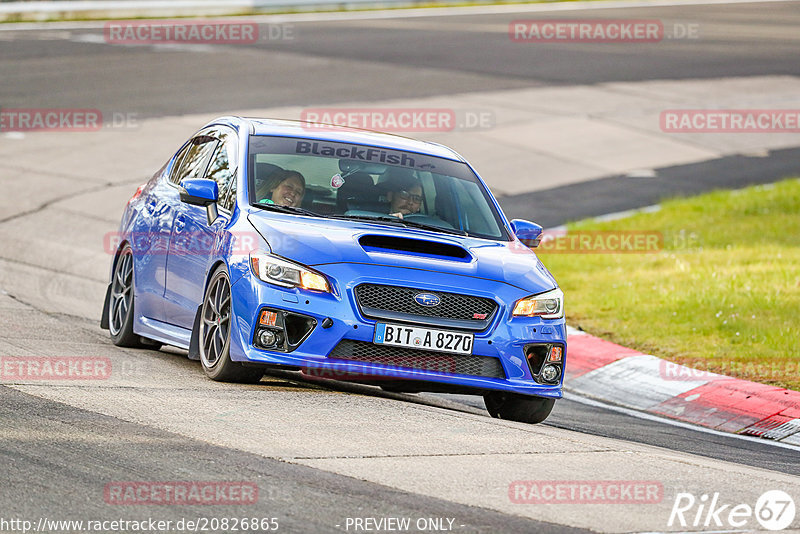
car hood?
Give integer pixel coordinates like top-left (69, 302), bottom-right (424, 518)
top-left (247, 212), bottom-right (557, 294)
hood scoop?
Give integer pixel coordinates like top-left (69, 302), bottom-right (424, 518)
top-left (359, 235), bottom-right (471, 262)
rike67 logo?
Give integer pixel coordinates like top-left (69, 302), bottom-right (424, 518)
top-left (669, 490), bottom-right (796, 531)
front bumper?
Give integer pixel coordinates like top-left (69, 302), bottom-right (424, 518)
top-left (228, 263), bottom-right (566, 398)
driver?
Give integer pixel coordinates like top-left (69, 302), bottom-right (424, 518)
top-left (258, 170), bottom-right (306, 208)
top-left (382, 170), bottom-right (423, 219)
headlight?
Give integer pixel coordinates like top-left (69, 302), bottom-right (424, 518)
top-left (249, 252), bottom-right (330, 293)
top-left (513, 288), bottom-right (564, 319)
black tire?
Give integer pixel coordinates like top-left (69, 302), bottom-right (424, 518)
top-left (108, 245), bottom-right (161, 349)
top-left (484, 392), bottom-right (555, 424)
top-left (199, 266), bottom-right (263, 383)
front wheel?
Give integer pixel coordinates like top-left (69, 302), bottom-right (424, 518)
top-left (199, 266), bottom-right (263, 383)
top-left (484, 392), bottom-right (555, 424)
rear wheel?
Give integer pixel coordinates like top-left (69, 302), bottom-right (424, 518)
top-left (108, 245), bottom-right (160, 349)
top-left (484, 392), bottom-right (555, 424)
top-left (199, 266), bottom-right (263, 383)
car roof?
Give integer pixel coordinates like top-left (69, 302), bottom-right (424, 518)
top-left (204, 116), bottom-right (466, 163)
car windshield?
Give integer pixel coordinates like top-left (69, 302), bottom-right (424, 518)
top-left (247, 135), bottom-right (509, 240)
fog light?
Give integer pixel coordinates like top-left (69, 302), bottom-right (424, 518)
top-left (259, 329), bottom-right (278, 347)
top-left (541, 364), bottom-right (560, 382)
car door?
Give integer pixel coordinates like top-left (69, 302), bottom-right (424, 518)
top-left (163, 127), bottom-right (239, 329)
top-left (161, 130), bottom-right (220, 328)
top-left (131, 141), bottom-right (194, 323)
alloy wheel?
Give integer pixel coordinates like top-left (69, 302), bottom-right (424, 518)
top-left (109, 248), bottom-right (133, 336)
top-left (200, 272), bottom-right (231, 369)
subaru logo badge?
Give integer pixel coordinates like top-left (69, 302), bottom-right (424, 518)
top-left (414, 293), bottom-right (441, 307)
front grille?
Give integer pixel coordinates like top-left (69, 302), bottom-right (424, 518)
top-left (355, 284), bottom-right (498, 331)
top-left (328, 340), bottom-right (506, 379)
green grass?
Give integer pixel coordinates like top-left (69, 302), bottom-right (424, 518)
top-left (539, 178), bottom-right (800, 390)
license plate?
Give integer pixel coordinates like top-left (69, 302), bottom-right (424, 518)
top-left (373, 323), bottom-right (474, 355)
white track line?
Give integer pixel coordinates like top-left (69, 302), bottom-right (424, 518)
top-left (565, 392), bottom-right (800, 451)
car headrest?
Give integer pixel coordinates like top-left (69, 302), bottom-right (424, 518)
top-left (336, 172), bottom-right (380, 212)
top-left (253, 162), bottom-right (284, 201)
top-left (377, 167), bottom-right (419, 192)
top-left (255, 162), bottom-right (283, 183)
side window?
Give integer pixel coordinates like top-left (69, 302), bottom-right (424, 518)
top-left (205, 129), bottom-right (238, 212)
top-left (168, 143), bottom-right (193, 184)
top-left (218, 168), bottom-right (237, 212)
top-left (170, 135), bottom-right (218, 186)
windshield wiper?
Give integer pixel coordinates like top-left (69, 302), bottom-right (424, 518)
top-left (252, 202), bottom-right (320, 217)
top-left (330, 214), bottom-right (467, 236)
top-left (327, 214), bottom-right (406, 226)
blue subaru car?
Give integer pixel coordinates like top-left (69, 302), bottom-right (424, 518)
top-left (101, 116), bottom-right (565, 424)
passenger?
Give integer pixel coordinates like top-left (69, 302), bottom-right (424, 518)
top-left (258, 170), bottom-right (305, 208)
top-left (382, 170), bottom-right (423, 219)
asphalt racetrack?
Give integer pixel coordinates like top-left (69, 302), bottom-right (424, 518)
top-left (1, 2), bottom-right (800, 532)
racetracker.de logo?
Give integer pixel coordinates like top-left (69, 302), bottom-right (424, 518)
top-left (0, 356), bottom-right (111, 380)
top-left (103, 231), bottom-right (260, 256)
top-left (537, 230), bottom-right (663, 254)
top-left (510, 19), bottom-right (665, 42)
top-left (104, 481), bottom-right (258, 505)
top-left (301, 357), bottom-right (457, 383)
top-left (509, 480), bottom-right (663, 504)
top-left (0, 108), bottom-right (102, 132)
top-left (659, 359), bottom-right (800, 383)
top-left (301, 108), bottom-right (459, 132)
top-left (661, 110), bottom-right (800, 133)
top-left (104, 20), bottom-right (259, 44)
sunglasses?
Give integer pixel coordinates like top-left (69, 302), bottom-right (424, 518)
top-left (397, 190), bottom-right (423, 203)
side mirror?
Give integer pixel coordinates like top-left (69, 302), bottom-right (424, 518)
top-left (510, 219), bottom-right (543, 248)
top-left (180, 178), bottom-right (219, 224)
